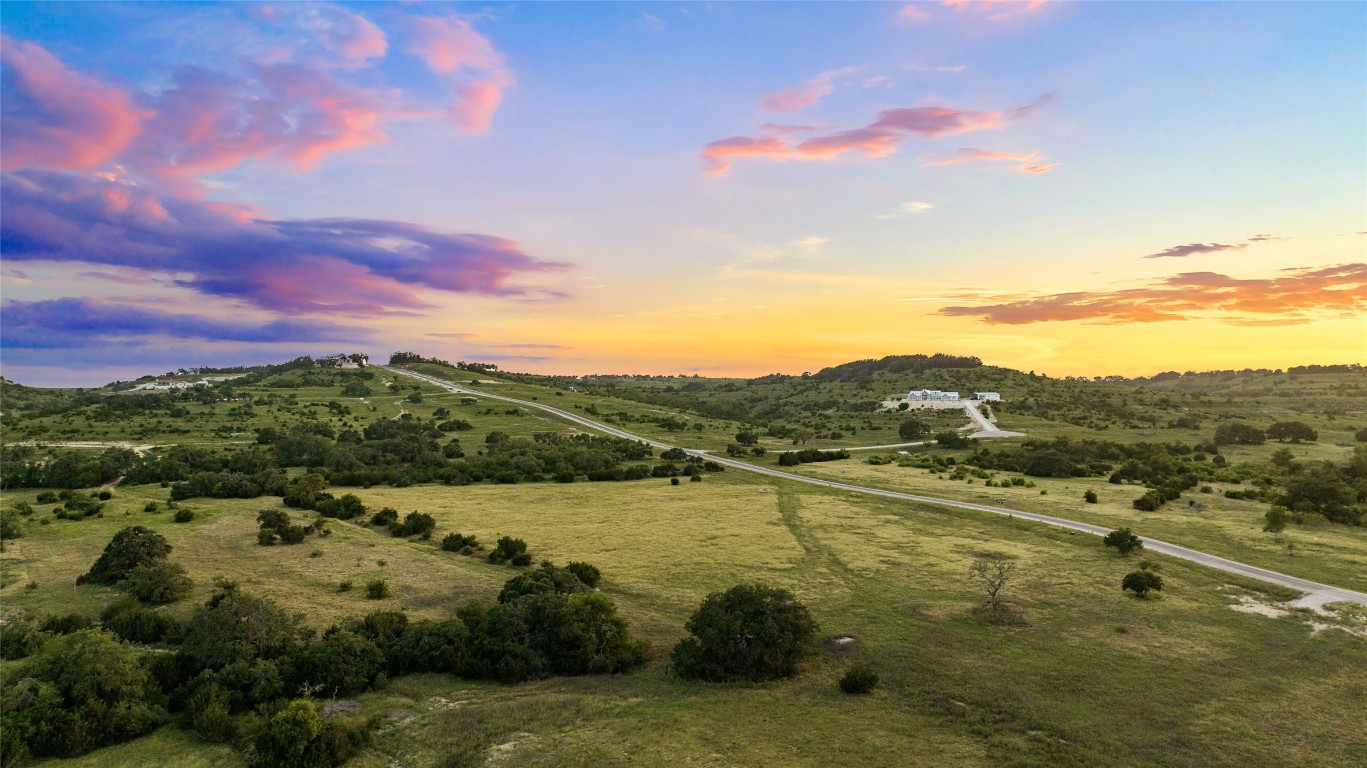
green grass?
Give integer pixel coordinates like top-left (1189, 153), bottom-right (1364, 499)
top-left (6, 471), bottom-right (1366, 767)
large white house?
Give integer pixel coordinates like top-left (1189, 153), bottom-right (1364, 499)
top-left (908, 389), bottom-right (959, 401)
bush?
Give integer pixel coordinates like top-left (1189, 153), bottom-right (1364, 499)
top-left (143, 501), bottom-right (159, 513)
top-left (1103, 527), bottom-right (1144, 556)
top-left (390, 511), bottom-right (436, 538)
top-left (671, 584), bottom-right (817, 682)
top-left (1214, 422), bottom-right (1266, 445)
top-left (1083, 490), bottom-right (1099, 503)
top-left (36, 491), bottom-right (59, 504)
top-left (839, 662), bottom-right (879, 694)
top-left (0, 613), bottom-right (50, 659)
top-left (179, 585), bottom-right (305, 669)
top-left (370, 507), bottom-right (399, 527)
top-left (77, 526), bottom-right (172, 586)
top-left (173, 508), bottom-right (195, 523)
top-left (187, 682), bottom-right (235, 742)
top-left (389, 618), bottom-right (470, 675)
top-left (1122, 567), bottom-right (1164, 598)
top-left (4, 629), bottom-right (163, 759)
top-left (898, 418), bottom-right (929, 440)
top-left (365, 579), bottom-right (390, 600)
top-left (442, 532), bottom-right (480, 552)
top-left (565, 561), bottom-right (602, 588)
top-left (487, 536), bottom-right (529, 565)
top-left (295, 631), bottom-right (383, 696)
top-left (100, 598), bottom-right (180, 643)
top-left (120, 560), bottom-right (193, 604)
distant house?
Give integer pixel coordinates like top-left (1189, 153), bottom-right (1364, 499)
top-left (908, 389), bottom-right (959, 401)
top-left (973, 392), bottom-right (1001, 401)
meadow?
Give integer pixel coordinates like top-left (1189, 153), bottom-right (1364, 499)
top-left (2, 358), bottom-right (1365, 767)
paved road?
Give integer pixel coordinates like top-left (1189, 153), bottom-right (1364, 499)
top-left (963, 401), bottom-right (1025, 438)
top-left (392, 367), bottom-right (1367, 610)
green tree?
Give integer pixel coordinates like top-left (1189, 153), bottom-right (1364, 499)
top-left (671, 584), bottom-right (817, 682)
top-left (1266, 421), bottom-right (1318, 444)
top-left (119, 560), bottom-right (193, 604)
top-left (1122, 563), bottom-right (1164, 598)
top-left (1214, 422), bottom-right (1266, 446)
top-left (1103, 527), bottom-right (1144, 556)
top-left (1263, 505), bottom-right (1293, 534)
top-left (77, 526), bottom-right (172, 586)
top-left (898, 418), bottom-right (929, 440)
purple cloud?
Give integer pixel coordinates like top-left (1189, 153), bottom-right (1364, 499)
top-left (1, 170), bottom-right (569, 315)
top-left (1144, 242), bottom-right (1247, 259)
top-left (1, 297), bottom-right (361, 348)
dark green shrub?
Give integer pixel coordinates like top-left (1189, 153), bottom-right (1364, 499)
top-left (390, 511), bottom-right (436, 538)
top-left (77, 526), bottom-right (171, 586)
top-left (1084, 490), bottom-right (1098, 503)
top-left (671, 584), bottom-right (817, 682)
top-left (365, 579), bottom-right (390, 600)
top-left (40, 613), bottom-right (92, 635)
top-left (174, 508), bottom-right (195, 523)
top-left (487, 536), bottom-right (528, 565)
top-left (100, 599), bottom-right (180, 643)
top-left (1103, 527), bottom-right (1144, 556)
top-left (35, 491), bottom-right (59, 504)
top-left (388, 618), bottom-right (470, 676)
top-left (120, 560), bottom-right (193, 604)
top-left (839, 662), bottom-right (879, 694)
top-left (188, 682), bottom-right (235, 742)
top-left (510, 552), bottom-right (533, 567)
top-left (143, 501), bottom-right (159, 513)
top-left (370, 507), bottom-right (399, 527)
top-left (565, 561), bottom-right (602, 588)
top-left (179, 586), bottom-right (305, 669)
top-left (295, 631), bottom-right (383, 696)
top-left (1122, 568), bottom-right (1164, 598)
top-left (441, 532), bottom-right (479, 552)
top-left (0, 614), bottom-right (50, 659)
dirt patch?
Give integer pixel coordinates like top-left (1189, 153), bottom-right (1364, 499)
top-left (1225, 590), bottom-right (1367, 638)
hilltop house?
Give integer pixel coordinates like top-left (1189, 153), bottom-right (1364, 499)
top-left (908, 389), bottom-right (959, 401)
top-left (972, 392), bottom-right (1001, 401)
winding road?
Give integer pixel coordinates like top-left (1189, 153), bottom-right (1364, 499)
top-left (392, 367), bottom-right (1367, 610)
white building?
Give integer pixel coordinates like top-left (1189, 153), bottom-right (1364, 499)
top-left (973, 392), bottom-right (1001, 401)
top-left (908, 389), bottom-right (959, 401)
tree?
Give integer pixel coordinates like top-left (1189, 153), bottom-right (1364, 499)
top-left (898, 418), bottom-right (929, 441)
top-left (1263, 505), bottom-right (1293, 534)
top-left (180, 585), bottom-right (304, 669)
top-left (968, 555), bottom-right (1016, 620)
top-left (670, 584), bottom-right (817, 682)
top-left (935, 431), bottom-right (973, 449)
top-left (1269, 447), bottom-right (1298, 471)
top-left (1266, 421), bottom-right (1318, 444)
top-left (1214, 422), bottom-right (1266, 446)
top-left (77, 526), bottom-right (172, 586)
top-left (1121, 562), bottom-right (1163, 598)
top-left (1024, 450), bottom-right (1075, 478)
top-left (1103, 527), bottom-right (1144, 556)
top-left (734, 431), bottom-right (759, 446)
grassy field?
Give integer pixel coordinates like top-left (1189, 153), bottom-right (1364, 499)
top-left (4, 471), bottom-right (1365, 767)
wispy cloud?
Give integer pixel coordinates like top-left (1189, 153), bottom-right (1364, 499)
top-left (875, 201), bottom-right (936, 218)
top-left (942, 0), bottom-right (1054, 22)
top-left (1144, 234), bottom-right (1285, 259)
top-left (922, 147), bottom-right (1056, 174)
top-left (703, 94), bottom-right (1055, 175)
top-left (761, 67), bottom-right (859, 113)
top-left (936, 263), bottom-right (1367, 325)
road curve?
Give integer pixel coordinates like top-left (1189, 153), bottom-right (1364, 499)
top-left (391, 367), bottom-right (1367, 609)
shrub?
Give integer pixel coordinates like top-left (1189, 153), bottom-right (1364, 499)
top-left (839, 662), bottom-right (879, 694)
top-left (441, 532), bottom-right (480, 552)
top-left (671, 584), bottom-right (817, 682)
top-left (174, 508), bottom-right (195, 523)
top-left (370, 507), bottom-right (399, 527)
top-left (1122, 567), bottom-right (1164, 598)
top-left (1103, 527), bottom-right (1144, 556)
top-left (97, 489), bottom-right (113, 501)
top-left (179, 585), bottom-right (305, 669)
top-left (143, 501), bottom-right (159, 513)
top-left (100, 598), bottom-right (180, 643)
top-left (566, 561), bottom-right (602, 588)
top-left (365, 579), bottom-right (390, 599)
top-left (671, 477), bottom-right (681, 486)
top-left (487, 536), bottom-right (529, 565)
top-left (295, 631), bottom-right (383, 696)
top-left (35, 491), bottom-right (59, 504)
top-left (77, 526), bottom-right (171, 586)
top-left (338, 580), bottom-right (354, 592)
top-left (1083, 490), bottom-right (1099, 503)
top-left (120, 560), bottom-right (193, 604)
top-left (187, 682), bottom-right (235, 742)
top-left (390, 511), bottom-right (436, 538)
top-left (388, 618), bottom-right (470, 675)
top-left (0, 613), bottom-right (50, 659)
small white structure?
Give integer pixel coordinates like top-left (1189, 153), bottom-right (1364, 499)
top-left (973, 392), bottom-right (1001, 401)
top-left (908, 389), bottom-right (959, 401)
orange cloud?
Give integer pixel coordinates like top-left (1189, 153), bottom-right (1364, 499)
top-left (703, 95), bottom-right (1053, 175)
top-left (922, 147), bottom-right (1056, 174)
top-left (0, 36), bottom-right (147, 172)
top-left (936, 264), bottom-right (1367, 325)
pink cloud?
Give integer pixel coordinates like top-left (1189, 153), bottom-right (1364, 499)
top-left (937, 263), bottom-right (1367, 325)
top-left (405, 15), bottom-right (513, 132)
top-left (942, 0), bottom-right (1053, 22)
top-left (761, 67), bottom-right (859, 113)
top-left (899, 4), bottom-right (932, 22)
top-left (703, 95), bottom-right (1054, 175)
top-left (129, 62), bottom-right (388, 180)
top-left (325, 9), bottom-right (387, 69)
top-left (923, 147), bottom-right (1056, 174)
top-left (0, 36), bottom-right (147, 172)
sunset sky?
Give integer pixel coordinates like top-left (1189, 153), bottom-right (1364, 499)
top-left (2, 1), bottom-right (1364, 386)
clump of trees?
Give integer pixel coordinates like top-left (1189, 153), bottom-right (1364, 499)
top-left (487, 536), bottom-right (533, 567)
top-left (671, 584), bottom-right (817, 682)
top-left (777, 448), bottom-right (851, 467)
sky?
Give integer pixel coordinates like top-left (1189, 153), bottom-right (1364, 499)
top-left (1, 1), bottom-right (1364, 387)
